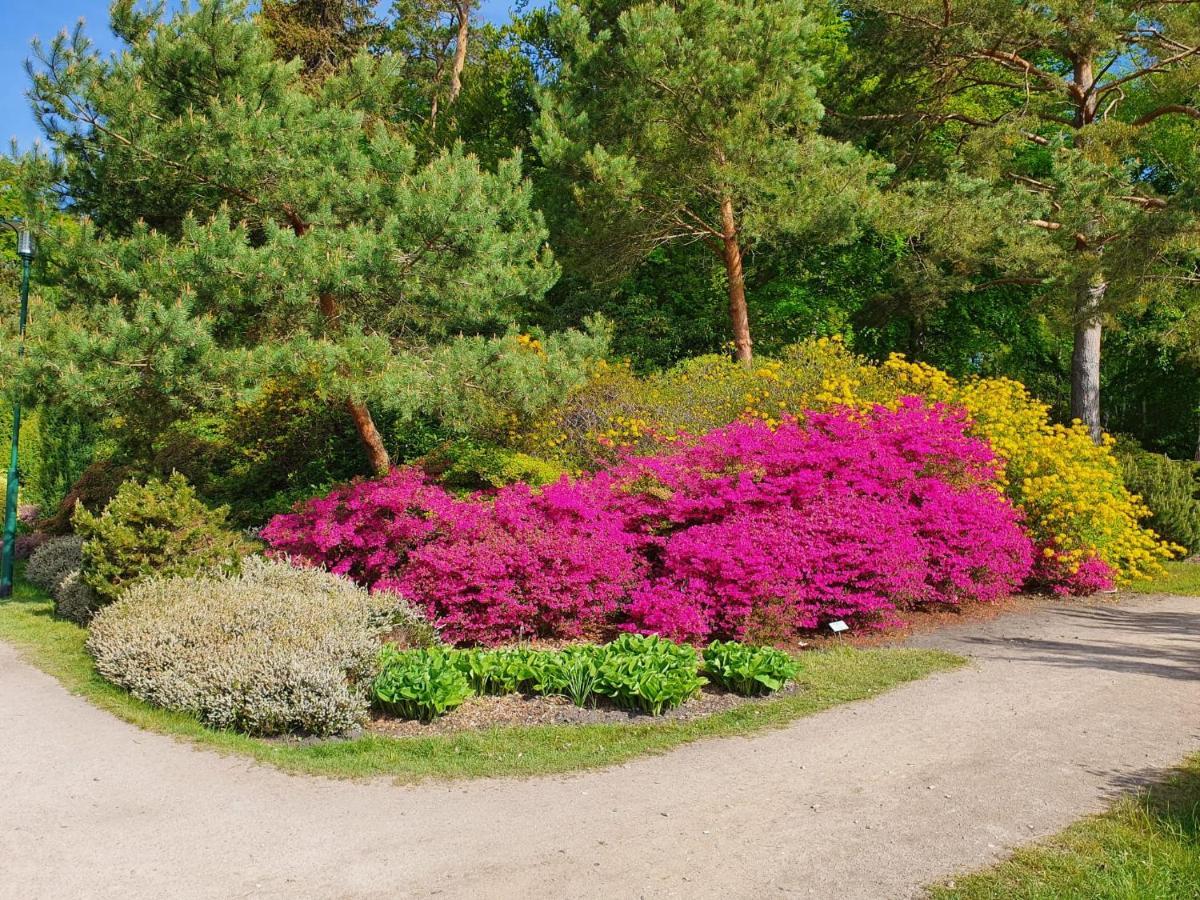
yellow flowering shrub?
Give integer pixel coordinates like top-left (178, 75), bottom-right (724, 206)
top-left (881, 356), bottom-right (1180, 586)
top-left (533, 337), bottom-right (1178, 585)
top-left (530, 337), bottom-right (892, 467)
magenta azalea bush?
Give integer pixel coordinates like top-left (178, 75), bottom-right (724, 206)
top-left (265, 399), bottom-right (1036, 645)
top-left (377, 481), bottom-right (643, 644)
top-left (611, 400), bottom-right (1032, 640)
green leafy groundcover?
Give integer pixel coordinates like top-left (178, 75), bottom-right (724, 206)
top-left (930, 752), bottom-right (1200, 899)
top-left (0, 572), bottom-right (962, 782)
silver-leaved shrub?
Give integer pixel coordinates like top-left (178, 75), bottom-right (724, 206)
top-left (86, 557), bottom-right (432, 736)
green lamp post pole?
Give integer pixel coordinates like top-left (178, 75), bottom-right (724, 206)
top-left (0, 223), bottom-right (35, 599)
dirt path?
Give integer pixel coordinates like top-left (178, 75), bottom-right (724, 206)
top-left (2, 594), bottom-right (1198, 900)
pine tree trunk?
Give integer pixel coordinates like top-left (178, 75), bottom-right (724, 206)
top-left (719, 195), bottom-right (752, 365)
top-left (286, 211), bottom-right (392, 474)
top-left (448, 1), bottom-right (470, 104)
top-left (346, 398), bottom-right (391, 475)
top-left (1070, 277), bottom-right (1105, 444)
top-left (318, 290), bottom-right (392, 474)
top-left (1066, 55), bottom-right (1106, 446)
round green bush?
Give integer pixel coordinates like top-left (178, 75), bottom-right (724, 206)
top-left (73, 473), bottom-right (249, 605)
top-left (86, 557), bottom-right (431, 736)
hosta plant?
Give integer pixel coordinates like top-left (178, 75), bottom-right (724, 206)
top-left (372, 647), bottom-right (473, 722)
top-left (593, 634), bottom-right (705, 715)
top-left (702, 641), bottom-right (799, 696)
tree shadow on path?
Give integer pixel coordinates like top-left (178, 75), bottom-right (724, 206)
top-left (950, 603), bottom-right (1200, 682)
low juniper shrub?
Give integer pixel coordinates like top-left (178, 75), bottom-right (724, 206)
top-left (74, 473), bottom-right (248, 606)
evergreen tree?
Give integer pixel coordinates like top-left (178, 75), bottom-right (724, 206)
top-left (23, 0), bottom-right (556, 471)
top-left (837, 0), bottom-right (1200, 441)
top-left (534, 0), bottom-right (885, 364)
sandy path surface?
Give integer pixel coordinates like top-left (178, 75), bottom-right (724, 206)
top-left (2, 593), bottom-right (1198, 899)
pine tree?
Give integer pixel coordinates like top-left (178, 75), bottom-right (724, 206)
top-left (25, 0), bottom-right (556, 471)
top-left (837, 0), bottom-right (1200, 441)
top-left (534, 0), bottom-right (884, 364)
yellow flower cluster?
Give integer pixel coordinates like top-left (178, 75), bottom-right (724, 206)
top-left (882, 355), bottom-right (1180, 584)
top-left (514, 333), bottom-right (545, 356)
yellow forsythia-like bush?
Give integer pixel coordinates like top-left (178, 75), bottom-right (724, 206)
top-left (533, 338), bottom-right (1179, 584)
top-left (881, 356), bottom-right (1180, 585)
top-left (531, 337), bottom-right (890, 467)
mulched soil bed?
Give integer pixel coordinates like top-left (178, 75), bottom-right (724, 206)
top-left (367, 682), bottom-right (803, 737)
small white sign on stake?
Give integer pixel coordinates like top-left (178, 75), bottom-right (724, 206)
top-left (828, 620), bottom-right (849, 634)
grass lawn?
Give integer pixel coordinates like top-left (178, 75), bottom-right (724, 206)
top-left (930, 752), bottom-right (1200, 899)
top-left (1126, 560), bottom-right (1200, 596)
top-left (0, 573), bottom-right (962, 782)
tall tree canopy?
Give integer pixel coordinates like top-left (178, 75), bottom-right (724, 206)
top-left (535, 0), bottom-right (885, 363)
top-left (837, 0), bottom-right (1200, 441)
top-left (21, 0), bottom-right (556, 471)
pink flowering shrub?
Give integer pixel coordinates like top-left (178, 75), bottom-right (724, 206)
top-left (616, 401), bottom-right (1033, 640)
top-left (626, 500), bottom-right (928, 642)
top-left (379, 480), bottom-right (644, 645)
top-left (265, 468), bottom-right (642, 645)
top-left (260, 467), bottom-right (457, 585)
top-left (264, 399), bottom-right (1035, 645)
top-left (1031, 551), bottom-right (1115, 596)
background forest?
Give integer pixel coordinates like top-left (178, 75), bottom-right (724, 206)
top-left (3, 0), bottom-right (1200, 534)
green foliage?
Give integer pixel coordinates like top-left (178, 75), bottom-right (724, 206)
top-left (450, 647), bottom-right (549, 695)
top-left (18, 0), bottom-right (557, 468)
top-left (702, 640), bottom-right (799, 696)
top-left (73, 474), bottom-right (247, 605)
top-left (260, 0), bottom-right (379, 78)
top-left (412, 321), bottom-right (611, 443)
top-left (377, 635), bottom-right (713, 719)
top-left (373, 646), bottom-right (474, 721)
top-left (591, 634), bottom-right (706, 714)
top-left (535, 0), bottom-right (885, 349)
top-left (835, 0), bottom-right (1200, 438)
top-left (27, 406), bottom-right (100, 516)
top-left (1117, 443), bottom-right (1200, 554)
top-left (431, 442), bottom-right (565, 491)
top-left (155, 375), bottom-right (373, 526)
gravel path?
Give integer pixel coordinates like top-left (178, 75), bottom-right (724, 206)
top-left (2, 593), bottom-right (1198, 899)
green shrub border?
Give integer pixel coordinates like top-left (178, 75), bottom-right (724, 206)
top-left (0, 571), bottom-right (963, 782)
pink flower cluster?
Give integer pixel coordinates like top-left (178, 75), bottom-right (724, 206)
top-left (264, 399), bottom-right (1036, 645)
top-left (1031, 550), bottom-right (1115, 596)
top-left (609, 399), bottom-right (1033, 640)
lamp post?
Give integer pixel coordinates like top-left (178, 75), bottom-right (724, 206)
top-left (0, 221), bottom-right (35, 599)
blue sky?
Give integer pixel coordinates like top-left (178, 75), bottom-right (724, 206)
top-left (0, 0), bottom-right (517, 152)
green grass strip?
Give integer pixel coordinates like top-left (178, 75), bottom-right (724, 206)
top-left (0, 573), bottom-right (961, 782)
top-left (930, 752), bottom-right (1200, 899)
top-left (1126, 560), bottom-right (1200, 597)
